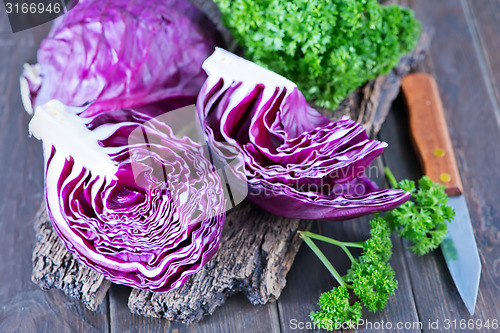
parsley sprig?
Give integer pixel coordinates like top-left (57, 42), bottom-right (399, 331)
top-left (300, 168), bottom-right (454, 330)
top-left (385, 168), bottom-right (455, 256)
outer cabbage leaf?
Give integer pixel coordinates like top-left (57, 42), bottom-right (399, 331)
top-left (197, 48), bottom-right (410, 220)
top-left (21, 0), bottom-right (220, 116)
top-left (29, 100), bottom-right (226, 292)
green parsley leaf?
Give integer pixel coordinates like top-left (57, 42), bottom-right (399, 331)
top-left (310, 285), bottom-right (362, 330)
top-left (347, 259), bottom-right (398, 312)
top-left (387, 175), bottom-right (455, 256)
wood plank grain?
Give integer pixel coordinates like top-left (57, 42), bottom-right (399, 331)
top-left (109, 285), bottom-right (171, 333)
top-left (110, 284), bottom-right (281, 333)
top-left (277, 222), bottom-right (342, 333)
top-left (349, 160), bottom-right (420, 333)
top-left (0, 11), bottom-right (109, 333)
top-left (465, 0), bottom-right (500, 128)
top-left (13, 0), bottom-right (500, 332)
top-left (27, 0), bottom-right (427, 328)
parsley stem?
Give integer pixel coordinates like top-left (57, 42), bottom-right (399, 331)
top-left (384, 166), bottom-right (398, 189)
top-left (299, 231), bottom-right (364, 248)
top-left (298, 232), bottom-right (345, 286)
top-left (345, 242), bottom-right (365, 248)
top-left (299, 231), bottom-right (362, 263)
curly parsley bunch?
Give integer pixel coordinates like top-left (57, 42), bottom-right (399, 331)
top-left (214, 0), bottom-right (421, 109)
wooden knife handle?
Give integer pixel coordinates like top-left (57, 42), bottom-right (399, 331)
top-left (401, 73), bottom-right (463, 196)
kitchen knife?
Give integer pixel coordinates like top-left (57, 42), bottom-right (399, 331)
top-left (401, 73), bottom-right (481, 315)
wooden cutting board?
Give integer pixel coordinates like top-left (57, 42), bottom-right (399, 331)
top-left (30, 0), bottom-right (429, 324)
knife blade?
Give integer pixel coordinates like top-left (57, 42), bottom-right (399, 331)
top-left (401, 73), bottom-right (481, 315)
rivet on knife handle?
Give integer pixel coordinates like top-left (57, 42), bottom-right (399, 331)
top-left (401, 73), bottom-right (463, 197)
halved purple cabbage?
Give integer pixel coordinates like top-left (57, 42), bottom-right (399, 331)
top-left (21, 0), bottom-right (227, 292)
top-left (197, 48), bottom-right (410, 220)
top-left (29, 101), bottom-right (226, 292)
top-left (21, 0), bottom-right (220, 116)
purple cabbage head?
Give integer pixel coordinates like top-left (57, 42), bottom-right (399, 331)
top-left (197, 48), bottom-right (410, 220)
top-left (29, 101), bottom-right (226, 292)
top-left (20, 0), bottom-right (220, 117)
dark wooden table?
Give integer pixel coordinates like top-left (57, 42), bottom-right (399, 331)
top-left (1, 1), bottom-right (499, 332)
